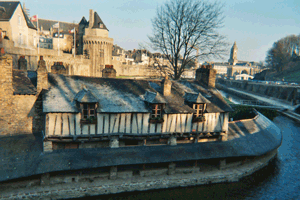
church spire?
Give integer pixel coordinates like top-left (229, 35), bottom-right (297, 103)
top-left (228, 41), bottom-right (238, 65)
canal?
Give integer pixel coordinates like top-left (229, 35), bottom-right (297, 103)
top-left (77, 91), bottom-right (300, 200)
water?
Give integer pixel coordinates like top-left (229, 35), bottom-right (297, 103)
top-left (75, 92), bottom-right (300, 200)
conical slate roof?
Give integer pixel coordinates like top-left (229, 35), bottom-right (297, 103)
top-left (79, 16), bottom-right (88, 25)
top-left (92, 12), bottom-right (108, 30)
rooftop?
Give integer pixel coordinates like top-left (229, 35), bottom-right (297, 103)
top-left (43, 74), bottom-right (233, 113)
top-left (0, 112), bottom-right (281, 182)
top-left (0, 1), bottom-right (36, 30)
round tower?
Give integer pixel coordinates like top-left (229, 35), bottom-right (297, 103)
top-left (82, 10), bottom-right (113, 77)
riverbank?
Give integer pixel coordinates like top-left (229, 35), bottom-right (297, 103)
top-left (0, 149), bottom-right (278, 200)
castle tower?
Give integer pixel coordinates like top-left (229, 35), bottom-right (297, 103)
top-left (82, 10), bottom-right (113, 77)
top-left (228, 42), bottom-right (238, 65)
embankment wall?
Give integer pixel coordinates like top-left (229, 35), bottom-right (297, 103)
top-left (218, 79), bottom-right (300, 105)
top-left (0, 149), bottom-right (277, 200)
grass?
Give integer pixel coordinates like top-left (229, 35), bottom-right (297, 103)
top-left (223, 97), bottom-right (235, 105)
top-left (229, 105), bottom-right (278, 121)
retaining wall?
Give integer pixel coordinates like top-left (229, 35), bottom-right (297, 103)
top-left (218, 79), bottom-right (300, 105)
top-left (0, 149), bottom-right (277, 200)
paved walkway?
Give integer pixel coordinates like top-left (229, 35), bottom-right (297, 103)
top-left (220, 84), bottom-right (297, 110)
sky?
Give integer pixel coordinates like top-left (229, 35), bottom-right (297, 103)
top-left (19, 0), bottom-right (300, 63)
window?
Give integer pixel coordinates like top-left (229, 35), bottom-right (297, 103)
top-left (18, 33), bottom-right (22, 45)
top-left (100, 49), bottom-right (104, 57)
top-left (149, 104), bottom-right (164, 123)
top-left (151, 104), bottom-right (162, 119)
top-left (80, 103), bottom-right (97, 124)
top-left (193, 104), bottom-right (204, 118)
top-left (18, 15), bottom-right (21, 25)
top-left (192, 103), bottom-right (206, 122)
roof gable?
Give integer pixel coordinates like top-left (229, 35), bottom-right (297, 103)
top-left (0, 2), bottom-right (36, 30)
top-left (74, 88), bottom-right (98, 103)
top-left (144, 90), bottom-right (167, 104)
top-left (184, 92), bottom-right (211, 104)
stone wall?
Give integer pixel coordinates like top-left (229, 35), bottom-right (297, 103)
top-left (114, 64), bottom-right (162, 77)
top-left (39, 51), bottom-right (91, 76)
top-left (2, 39), bottom-right (38, 70)
top-left (0, 55), bottom-right (39, 136)
top-left (218, 79), bottom-right (299, 104)
top-left (0, 149), bottom-right (277, 199)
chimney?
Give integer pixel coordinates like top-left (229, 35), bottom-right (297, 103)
top-left (162, 76), bottom-right (172, 96)
top-left (89, 9), bottom-right (94, 28)
top-left (18, 55), bottom-right (27, 70)
top-left (37, 56), bottom-right (48, 92)
top-left (195, 65), bottom-right (216, 88)
top-left (102, 65), bottom-right (116, 78)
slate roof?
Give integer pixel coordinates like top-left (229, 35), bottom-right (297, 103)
top-left (0, 112), bottom-right (282, 182)
top-left (74, 88), bottom-right (98, 103)
top-left (12, 70), bottom-right (37, 95)
top-left (0, 2), bottom-right (19, 21)
top-left (33, 19), bottom-right (78, 34)
top-left (79, 16), bottom-right (88, 26)
top-left (92, 12), bottom-right (108, 30)
top-left (144, 90), bottom-right (167, 104)
top-left (44, 74), bottom-right (233, 114)
top-left (184, 92), bottom-right (211, 104)
top-left (0, 1), bottom-right (36, 30)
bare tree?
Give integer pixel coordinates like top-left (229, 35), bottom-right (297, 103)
top-left (148, 0), bottom-right (228, 79)
top-left (266, 35), bottom-right (300, 72)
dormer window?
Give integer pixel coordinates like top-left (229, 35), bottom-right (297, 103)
top-left (74, 88), bottom-right (98, 124)
top-left (184, 92), bottom-right (211, 123)
top-left (149, 104), bottom-right (164, 123)
top-left (144, 90), bottom-right (167, 123)
top-left (192, 103), bottom-right (206, 122)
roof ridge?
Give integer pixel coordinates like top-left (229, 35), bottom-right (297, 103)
top-left (37, 18), bottom-right (78, 25)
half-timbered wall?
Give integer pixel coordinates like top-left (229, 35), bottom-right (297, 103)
top-left (45, 113), bottom-right (229, 137)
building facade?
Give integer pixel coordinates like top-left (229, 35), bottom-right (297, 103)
top-left (42, 67), bottom-right (232, 151)
top-left (0, 1), bottom-right (37, 49)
